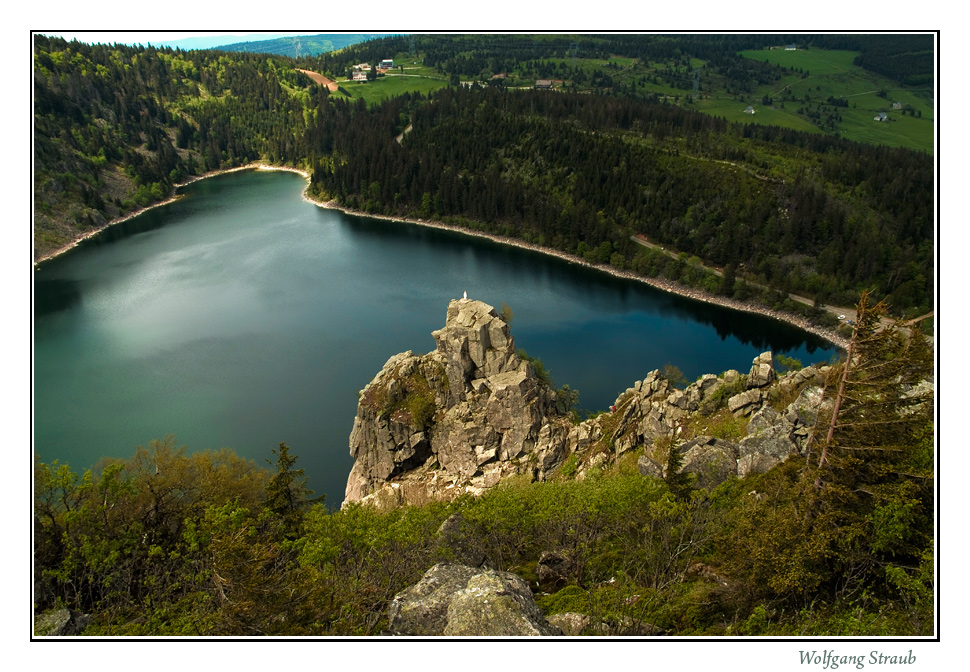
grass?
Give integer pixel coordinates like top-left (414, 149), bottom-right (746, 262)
top-left (739, 48), bottom-right (861, 76)
top-left (330, 74), bottom-right (448, 105)
top-left (692, 97), bottom-right (821, 132)
top-left (738, 48), bottom-right (933, 152)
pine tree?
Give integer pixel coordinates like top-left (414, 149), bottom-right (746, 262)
top-left (264, 442), bottom-right (324, 534)
top-left (805, 290), bottom-right (934, 606)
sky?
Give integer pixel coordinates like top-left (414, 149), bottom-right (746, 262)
top-left (36, 31), bottom-right (311, 48)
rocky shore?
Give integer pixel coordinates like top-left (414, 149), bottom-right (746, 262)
top-left (343, 297), bottom-right (837, 509)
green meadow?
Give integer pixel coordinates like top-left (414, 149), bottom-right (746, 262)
top-left (331, 73), bottom-right (449, 104)
top-left (739, 48), bottom-right (933, 152)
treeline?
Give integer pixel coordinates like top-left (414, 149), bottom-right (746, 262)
top-left (308, 85), bottom-right (933, 313)
top-left (34, 301), bottom-right (934, 636)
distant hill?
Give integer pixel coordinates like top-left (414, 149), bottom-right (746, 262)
top-left (215, 33), bottom-right (397, 57)
top-left (154, 34), bottom-right (309, 50)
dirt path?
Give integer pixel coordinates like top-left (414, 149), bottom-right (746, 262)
top-left (297, 69), bottom-right (339, 92)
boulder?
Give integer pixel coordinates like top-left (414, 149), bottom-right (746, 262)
top-left (737, 452), bottom-right (782, 478)
top-left (738, 405), bottom-right (798, 464)
top-left (747, 351), bottom-right (776, 389)
top-left (637, 454), bottom-right (664, 479)
top-left (34, 609), bottom-right (91, 636)
top-left (386, 563), bottom-right (561, 636)
top-left (678, 435), bottom-right (739, 489)
top-left (537, 550), bottom-right (573, 587)
top-left (546, 612), bottom-right (589, 636)
top-left (727, 388), bottom-right (763, 415)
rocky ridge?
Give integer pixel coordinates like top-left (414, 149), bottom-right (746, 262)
top-left (344, 298), bottom-right (834, 509)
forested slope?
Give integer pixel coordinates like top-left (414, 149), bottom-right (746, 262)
top-left (307, 86), bottom-right (933, 313)
top-left (33, 33), bottom-right (934, 316)
top-left (33, 35), bottom-right (321, 259)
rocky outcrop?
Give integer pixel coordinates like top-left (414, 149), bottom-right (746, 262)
top-left (537, 551), bottom-right (573, 588)
top-left (345, 298), bottom-right (564, 506)
top-left (385, 563), bottom-right (562, 636)
top-left (344, 296), bottom-right (835, 507)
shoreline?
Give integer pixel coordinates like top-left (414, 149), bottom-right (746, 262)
top-left (305, 198), bottom-right (850, 351)
top-left (34, 162), bottom-right (848, 350)
top-left (33, 163), bottom-right (310, 267)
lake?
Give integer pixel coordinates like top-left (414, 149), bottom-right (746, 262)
top-left (33, 169), bottom-right (836, 503)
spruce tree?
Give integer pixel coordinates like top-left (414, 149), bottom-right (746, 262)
top-left (264, 442), bottom-right (324, 534)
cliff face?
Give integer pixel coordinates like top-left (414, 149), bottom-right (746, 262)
top-left (345, 298), bottom-right (564, 506)
top-left (344, 298), bottom-right (832, 508)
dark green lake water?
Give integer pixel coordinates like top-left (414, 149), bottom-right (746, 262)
top-left (33, 169), bottom-right (836, 503)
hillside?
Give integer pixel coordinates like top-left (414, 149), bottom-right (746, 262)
top-left (216, 33), bottom-right (392, 58)
top-left (32, 33), bottom-right (935, 318)
top-left (307, 34), bottom-right (934, 152)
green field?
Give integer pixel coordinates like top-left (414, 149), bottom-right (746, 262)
top-left (739, 48), bottom-right (933, 152)
top-left (740, 48), bottom-right (860, 75)
top-left (332, 73), bottom-right (449, 104)
top-left (692, 96), bottom-right (821, 132)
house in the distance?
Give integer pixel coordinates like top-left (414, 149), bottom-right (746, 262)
top-left (535, 79), bottom-right (553, 89)
top-left (874, 112), bottom-right (888, 121)
top-left (744, 105), bottom-right (756, 114)
top-left (785, 44), bottom-right (797, 50)
top-left (351, 63), bottom-right (372, 81)
top-left (380, 59), bottom-right (394, 69)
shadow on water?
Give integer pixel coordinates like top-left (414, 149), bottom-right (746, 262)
top-left (34, 278), bottom-right (82, 317)
top-left (341, 212), bottom-right (833, 356)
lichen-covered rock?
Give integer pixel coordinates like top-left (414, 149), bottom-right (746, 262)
top-left (739, 405), bottom-right (798, 464)
top-left (537, 551), bottom-right (573, 587)
top-left (637, 454), bottom-right (664, 479)
top-left (747, 351), bottom-right (776, 389)
top-left (546, 612), bottom-right (590, 636)
top-left (386, 563), bottom-right (561, 636)
top-left (738, 452), bottom-right (783, 478)
top-left (34, 609), bottom-right (91, 636)
top-left (728, 388), bottom-right (763, 415)
top-left (678, 435), bottom-right (739, 489)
